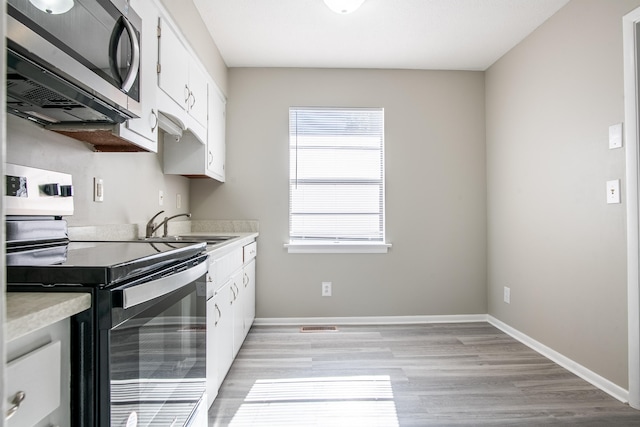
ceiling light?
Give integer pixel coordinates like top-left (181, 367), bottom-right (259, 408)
top-left (29, 0), bottom-right (74, 14)
top-left (323, 0), bottom-right (366, 14)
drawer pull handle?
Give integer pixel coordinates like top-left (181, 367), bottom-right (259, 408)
top-left (6, 391), bottom-right (25, 420)
top-left (215, 303), bottom-right (221, 326)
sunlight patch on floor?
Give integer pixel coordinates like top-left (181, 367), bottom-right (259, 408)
top-left (228, 375), bottom-right (399, 426)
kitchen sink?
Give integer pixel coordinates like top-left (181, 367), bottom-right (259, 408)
top-left (141, 235), bottom-right (235, 245)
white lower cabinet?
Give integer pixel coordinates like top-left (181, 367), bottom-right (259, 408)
top-left (243, 258), bottom-right (256, 338)
top-left (207, 239), bottom-right (257, 408)
top-left (6, 319), bottom-right (70, 426)
top-left (7, 341), bottom-right (61, 426)
top-left (230, 269), bottom-right (244, 357)
top-left (213, 281), bottom-right (234, 389)
top-left (206, 300), bottom-right (216, 403)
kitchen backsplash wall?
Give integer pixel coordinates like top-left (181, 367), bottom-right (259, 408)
top-left (6, 114), bottom-right (190, 228)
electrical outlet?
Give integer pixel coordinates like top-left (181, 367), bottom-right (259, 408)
top-left (322, 281), bottom-right (332, 297)
top-left (176, 193), bottom-right (182, 209)
top-left (93, 177), bottom-right (104, 202)
top-left (159, 190), bottom-right (164, 206)
top-left (607, 180), bottom-right (621, 204)
top-left (504, 286), bottom-right (511, 304)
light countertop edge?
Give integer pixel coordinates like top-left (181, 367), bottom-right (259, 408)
top-left (5, 232), bottom-right (257, 341)
top-left (6, 293), bottom-right (92, 342)
top-left (195, 232), bottom-right (259, 256)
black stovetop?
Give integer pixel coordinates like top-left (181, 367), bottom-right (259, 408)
top-left (6, 240), bottom-right (206, 287)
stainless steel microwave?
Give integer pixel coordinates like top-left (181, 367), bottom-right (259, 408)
top-left (6, 0), bottom-right (142, 125)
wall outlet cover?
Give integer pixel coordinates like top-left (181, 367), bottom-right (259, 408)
top-left (609, 123), bottom-right (623, 149)
top-left (322, 281), bottom-right (332, 297)
top-left (606, 179), bottom-right (621, 204)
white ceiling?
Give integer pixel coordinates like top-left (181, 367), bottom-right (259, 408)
top-left (192, 0), bottom-right (570, 71)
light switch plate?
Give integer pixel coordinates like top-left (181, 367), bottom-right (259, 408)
top-left (607, 179), bottom-right (621, 204)
top-left (609, 123), bottom-right (623, 149)
top-left (93, 177), bottom-right (103, 202)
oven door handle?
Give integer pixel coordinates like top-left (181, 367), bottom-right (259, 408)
top-left (118, 260), bottom-right (207, 309)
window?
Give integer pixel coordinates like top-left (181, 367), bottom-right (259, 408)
top-left (287, 107), bottom-right (389, 253)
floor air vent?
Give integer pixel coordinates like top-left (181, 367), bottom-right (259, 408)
top-left (300, 326), bottom-right (339, 333)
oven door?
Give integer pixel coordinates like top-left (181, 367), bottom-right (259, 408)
top-left (104, 256), bottom-right (208, 427)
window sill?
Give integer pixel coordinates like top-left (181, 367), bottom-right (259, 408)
top-left (285, 241), bottom-right (392, 254)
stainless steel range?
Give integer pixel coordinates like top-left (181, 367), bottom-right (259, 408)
top-left (5, 164), bottom-right (208, 426)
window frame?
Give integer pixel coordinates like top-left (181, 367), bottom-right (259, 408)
top-left (286, 107), bottom-right (391, 254)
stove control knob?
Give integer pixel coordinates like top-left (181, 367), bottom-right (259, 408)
top-left (42, 183), bottom-right (60, 196)
top-left (60, 185), bottom-right (73, 197)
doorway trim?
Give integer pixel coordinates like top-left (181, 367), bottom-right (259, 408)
top-left (623, 6), bottom-right (640, 410)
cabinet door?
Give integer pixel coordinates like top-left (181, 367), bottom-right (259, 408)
top-left (230, 269), bottom-right (244, 357)
top-left (187, 60), bottom-right (208, 129)
top-left (243, 259), bottom-right (256, 337)
top-left (123, 0), bottom-right (158, 150)
top-left (206, 297), bottom-right (218, 407)
top-left (214, 282), bottom-right (233, 389)
top-left (7, 341), bottom-right (61, 426)
top-left (207, 86), bottom-right (226, 181)
top-left (158, 17), bottom-right (189, 109)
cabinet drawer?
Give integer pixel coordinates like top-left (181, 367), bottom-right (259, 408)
top-left (243, 241), bottom-right (257, 262)
top-left (214, 248), bottom-right (243, 288)
top-left (7, 340), bottom-right (61, 426)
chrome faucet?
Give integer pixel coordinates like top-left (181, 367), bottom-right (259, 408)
top-left (145, 210), bottom-right (165, 238)
top-left (161, 213), bottom-right (192, 237)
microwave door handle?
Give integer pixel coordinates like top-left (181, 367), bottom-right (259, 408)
top-left (108, 16), bottom-right (140, 94)
top-left (120, 16), bottom-right (140, 93)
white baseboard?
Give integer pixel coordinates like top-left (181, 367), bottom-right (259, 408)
top-left (254, 314), bottom-right (488, 326)
top-left (488, 315), bottom-right (629, 403)
top-left (254, 314), bottom-right (630, 404)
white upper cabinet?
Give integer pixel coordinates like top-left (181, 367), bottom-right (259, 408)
top-left (187, 58), bottom-right (208, 129)
top-left (119, 0), bottom-right (159, 151)
top-left (207, 84), bottom-right (226, 181)
top-left (164, 76), bottom-right (226, 181)
top-left (153, 0), bottom-right (226, 180)
top-left (157, 16), bottom-right (207, 144)
top-left (157, 16), bottom-right (188, 112)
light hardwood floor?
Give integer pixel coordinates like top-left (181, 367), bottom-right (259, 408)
top-left (208, 323), bottom-right (640, 426)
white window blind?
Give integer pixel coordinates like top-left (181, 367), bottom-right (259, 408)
top-left (289, 107), bottom-right (385, 243)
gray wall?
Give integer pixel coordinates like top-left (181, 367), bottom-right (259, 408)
top-left (190, 68), bottom-right (487, 319)
top-left (5, 115), bottom-right (189, 228)
top-left (486, 0), bottom-right (640, 389)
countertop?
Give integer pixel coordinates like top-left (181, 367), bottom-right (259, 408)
top-left (6, 292), bottom-right (91, 342)
top-left (5, 226), bottom-right (258, 342)
top-left (181, 231), bottom-right (259, 256)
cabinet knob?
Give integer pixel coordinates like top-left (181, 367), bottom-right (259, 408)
top-left (6, 390), bottom-right (26, 420)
